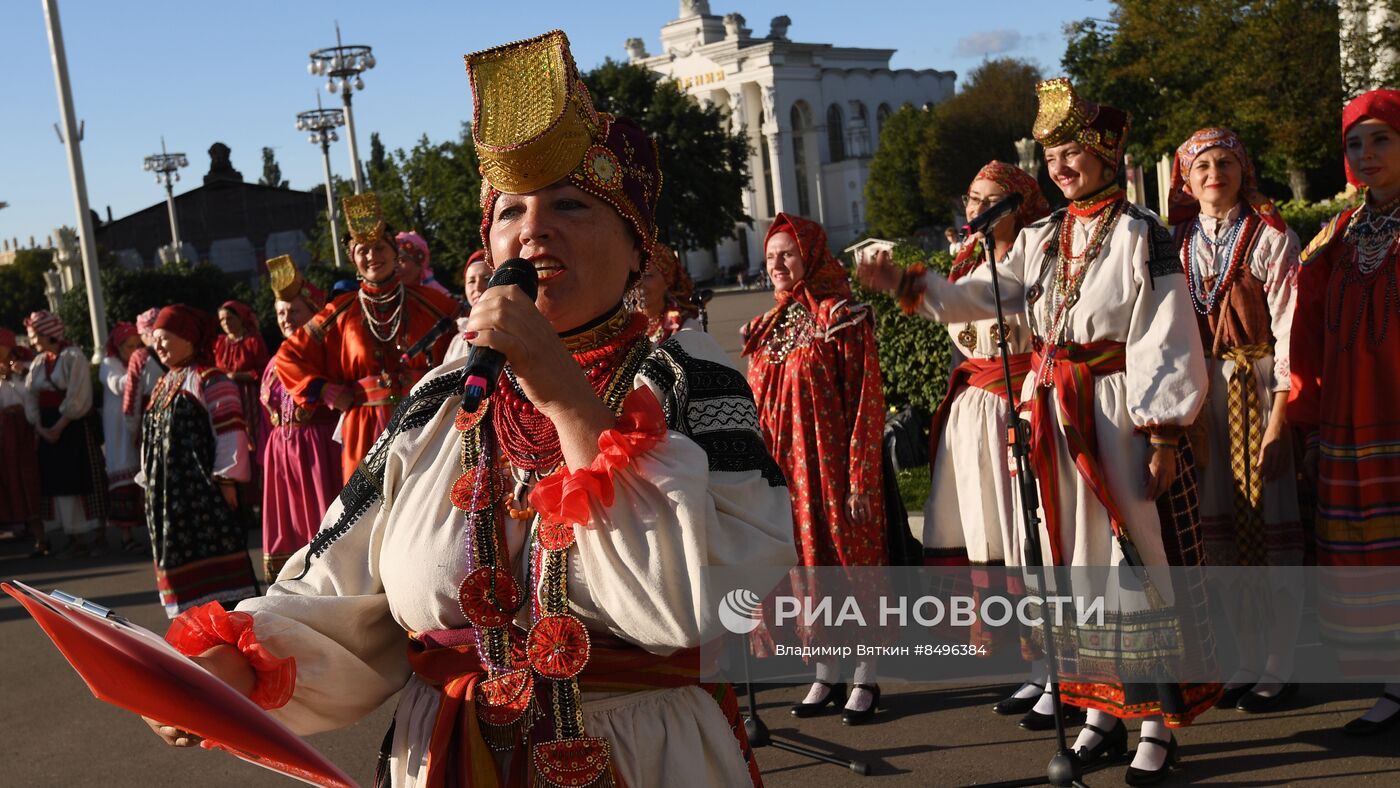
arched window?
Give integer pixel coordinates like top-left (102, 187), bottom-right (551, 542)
top-left (826, 103), bottom-right (845, 162)
top-left (791, 105), bottom-right (812, 217)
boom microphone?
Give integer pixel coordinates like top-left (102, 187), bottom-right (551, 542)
top-left (962, 191), bottom-right (1024, 236)
top-left (460, 258), bottom-right (538, 412)
top-left (399, 299), bottom-right (468, 365)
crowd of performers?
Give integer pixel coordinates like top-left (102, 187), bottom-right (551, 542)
top-left (1, 28), bottom-right (1396, 786)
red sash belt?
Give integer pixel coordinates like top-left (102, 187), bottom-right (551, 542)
top-left (1027, 340), bottom-right (1128, 566)
top-left (38, 390), bottom-right (65, 409)
top-left (408, 630), bottom-right (705, 788)
top-left (927, 354), bottom-right (1033, 469)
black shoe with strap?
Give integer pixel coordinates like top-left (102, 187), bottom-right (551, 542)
top-left (1124, 734), bottom-right (1178, 786)
top-left (1071, 719), bottom-right (1127, 769)
top-left (1214, 681), bottom-right (1255, 709)
top-left (790, 682), bottom-right (846, 718)
top-left (1342, 691), bottom-right (1400, 736)
top-left (841, 684), bottom-right (882, 726)
top-left (1236, 675), bottom-right (1299, 714)
top-left (1019, 702), bottom-right (1086, 731)
top-left (993, 682), bottom-right (1045, 716)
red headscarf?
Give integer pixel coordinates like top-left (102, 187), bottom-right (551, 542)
top-left (154, 305), bottom-right (218, 368)
top-left (1168, 127), bottom-right (1284, 231)
top-left (0, 328), bottom-right (14, 349)
top-left (23, 311), bottom-right (65, 345)
top-left (971, 160), bottom-right (1051, 228)
top-left (105, 321), bottom-right (138, 359)
top-left (1343, 89), bottom-right (1400, 187)
top-left (765, 213), bottom-right (852, 301)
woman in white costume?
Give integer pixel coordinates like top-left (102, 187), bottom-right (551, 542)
top-left (147, 30), bottom-right (794, 788)
top-left (861, 78), bottom-right (1219, 786)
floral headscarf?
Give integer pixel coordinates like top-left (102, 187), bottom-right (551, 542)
top-left (971, 160), bottom-right (1051, 228)
top-left (1342, 89), bottom-right (1400, 187)
top-left (1168, 127), bottom-right (1282, 230)
top-left (765, 213), bottom-right (851, 301)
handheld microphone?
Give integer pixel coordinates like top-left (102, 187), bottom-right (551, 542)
top-left (962, 192), bottom-right (1024, 236)
top-left (461, 258), bottom-right (538, 412)
top-left (399, 299), bottom-right (468, 365)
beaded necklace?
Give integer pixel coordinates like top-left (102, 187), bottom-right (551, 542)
top-left (1186, 212), bottom-right (1249, 315)
top-left (449, 304), bottom-right (655, 786)
top-left (762, 300), bottom-right (816, 364)
top-left (492, 308), bottom-right (649, 472)
top-left (1033, 195), bottom-right (1125, 385)
top-left (357, 281), bottom-right (405, 343)
top-left (1328, 196), bottom-right (1400, 350)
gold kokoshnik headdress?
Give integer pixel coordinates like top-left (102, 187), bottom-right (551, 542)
top-left (1033, 77), bottom-right (1131, 164)
top-left (342, 191), bottom-right (388, 248)
top-left (266, 254), bottom-right (325, 306)
top-left (466, 30), bottom-right (662, 270)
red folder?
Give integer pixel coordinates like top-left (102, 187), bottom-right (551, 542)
top-left (3, 581), bottom-right (358, 787)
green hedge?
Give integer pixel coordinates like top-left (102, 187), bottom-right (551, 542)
top-left (1278, 195), bottom-right (1359, 241)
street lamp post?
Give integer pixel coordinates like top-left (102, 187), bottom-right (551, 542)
top-left (143, 140), bottom-right (188, 263)
top-left (297, 99), bottom-right (347, 268)
top-left (308, 23), bottom-right (374, 194)
top-left (41, 0), bottom-right (108, 360)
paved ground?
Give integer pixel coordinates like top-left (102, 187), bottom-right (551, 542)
top-left (3, 290), bottom-right (1396, 786)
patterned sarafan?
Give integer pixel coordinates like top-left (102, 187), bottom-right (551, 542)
top-left (743, 214), bottom-right (887, 570)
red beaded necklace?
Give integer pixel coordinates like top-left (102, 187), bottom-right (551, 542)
top-left (492, 309), bottom-right (649, 472)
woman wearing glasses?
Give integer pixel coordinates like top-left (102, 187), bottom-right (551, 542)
top-left (918, 163), bottom-right (1062, 730)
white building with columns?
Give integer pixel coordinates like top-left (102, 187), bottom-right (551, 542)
top-left (629, 2), bottom-right (955, 279)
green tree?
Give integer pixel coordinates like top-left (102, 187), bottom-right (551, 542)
top-left (258, 147), bottom-right (289, 189)
top-left (0, 248), bottom-right (54, 329)
top-left (1340, 0), bottom-right (1400, 99)
top-left (318, 126), bottom-right (484, 287)
top-left (865, 105), bottom-right (940, 237)
top-left (57, 262), bottom-right (255, 351)
top-left (917, 58), bottom-right (1044, 223)
top-left (1062, 0), bottom-right (1343, 201)
top-left (583, 59), bottom-right (752, 252)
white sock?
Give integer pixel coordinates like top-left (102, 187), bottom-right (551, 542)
top-left (1072, 709), bottom-right (1117, 753)
top-left (1031, 687), bottom-right (1058, 715)
top-left (1012, 661), bottom-right (1049, 699)
top-left (845, 685), bottom-right (875, 712)
top-left (1131, 717), bottom-right (1172, 772)
top-left (1361, 683), bottom-right (1400, 723)
top-left (845, 658), bottom-right (877, 711)
top-left (1254, 588), bottom-right (1302, 698)
top-left (802, 658), bottom-right (840, 705)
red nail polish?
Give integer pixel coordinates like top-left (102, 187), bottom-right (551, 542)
top-left (463, 330), bottom-right (478, 340)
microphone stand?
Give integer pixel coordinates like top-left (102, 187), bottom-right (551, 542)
top-left (965, 224), bottom-right (1089, 788)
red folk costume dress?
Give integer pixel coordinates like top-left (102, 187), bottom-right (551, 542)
top-left (905, 80), bottom-right (1220, 725)
top-left (214, 301), bottom-right (271, 472)
top-left (0, 330), bottom-right (40, 538)
top-left (1289, 91), bottom-right (1400, 674)
top-left (743, 214), bottom-right (889, 650)
top-left (276, 256), bottom-right (458, 481)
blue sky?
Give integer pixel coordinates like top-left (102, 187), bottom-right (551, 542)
top-left (0, 0), bottom-right (1111, 244)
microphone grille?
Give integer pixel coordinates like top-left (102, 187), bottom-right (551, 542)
top-left (489, 257), bottom-right (539, 300)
